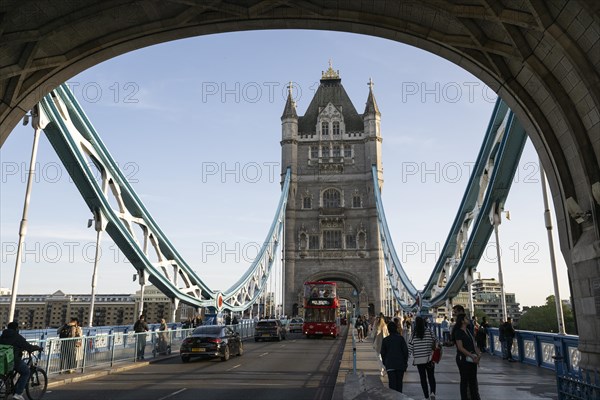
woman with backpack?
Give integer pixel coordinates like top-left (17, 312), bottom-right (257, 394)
top-left (58, 317), bottom-right (82, 373)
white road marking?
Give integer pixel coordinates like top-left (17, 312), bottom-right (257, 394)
top-left (258, 352), bottom-right (269, 357)
top-left (157, 388), bottom-right (187, 400)
top-left (227, 364), bottom-right (242, 371)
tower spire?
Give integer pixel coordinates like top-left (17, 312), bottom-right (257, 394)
top-left (281, 80), bottom-right (297, 119)
top-left (364, 77), bottom-right (380, 116)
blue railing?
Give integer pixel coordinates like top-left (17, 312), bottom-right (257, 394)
top-left (430, 323), bottom-right (598, 399)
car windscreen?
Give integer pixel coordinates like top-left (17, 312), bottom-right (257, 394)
top-left (192, 326), bottom-right (223, 335)
top-left (257, 321), bottom-right (277, 327)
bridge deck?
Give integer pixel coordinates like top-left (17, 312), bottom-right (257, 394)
top-left (335, 328), bottom-right (558, 400)
top-left (45, 327), bottom-right (559, 400)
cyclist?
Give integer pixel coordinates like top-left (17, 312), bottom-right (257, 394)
top-left (0, 322), bottom-right (42, 400)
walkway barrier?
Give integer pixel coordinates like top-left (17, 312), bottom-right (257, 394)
top-left (27, 321), bottom-right (257, 375)
top-left (430, 323), bottom-right (599, 399)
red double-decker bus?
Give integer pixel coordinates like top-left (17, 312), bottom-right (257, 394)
top-left (302, 281), bottom-right (340, 338)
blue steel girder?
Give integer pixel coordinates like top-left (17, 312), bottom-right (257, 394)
top-left (421, 99), bottom-right (510, 299)
top-left (425, 111), bottom-right (527, 307)
top-left (372, 98), bottom-right (527, 311)
top-left (37, 84), bottom-right (290, 313)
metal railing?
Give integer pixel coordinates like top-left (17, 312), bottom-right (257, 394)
top-left (26, 320), bottom-right (257, 376)
top-left (430, 323), bottom-right (599, 399)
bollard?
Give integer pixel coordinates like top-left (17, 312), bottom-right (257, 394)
top-left (352, 325), bottom-right (357, 375)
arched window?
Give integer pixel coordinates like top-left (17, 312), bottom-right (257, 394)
top-left (333, 145), bottom-right (341, 157)
top-left (332, 121), bottom-right (340, 135)
top-left (310, 146), bottom-right (319, 159)
top-left (323, 188), bottom-right (341, 208)
top-left (303, 196), bottom-right (312, 209)
top-left (321, 122), bottom-right (329, 136)
top-left (353, 195), bottom-right (361, 208)
top-left (299, 233), bottom-right (308, 250)
top-left (357, 232), bottom-right (366, 249)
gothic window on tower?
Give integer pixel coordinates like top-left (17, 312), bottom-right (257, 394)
top-left (352, 194), bottom-right (362, 208)
top-left (323, 188), bottom-right (341, 208)
top-left (303, 195), bottom-right (312, 209)
top-left (309, 235), bottom-right (320, 250)
top-left (346, 234), bottom-right (357, 249)
top-left (321, 122), bottom-right (329, 136)
top-left (332, 121), bottom-right (340, 135)
top-left (344, 145), bottom-right (352, 158)
top-left (310, 146), bottom-right (319, 159)
top-left (299, 233), bottom-right (308, 250)
top-left (357, 232), bottom-right (366, 249)
top-left (333, 145), bottom-right (341, 158)
top-left (324, 230), bottom-right (342, 249)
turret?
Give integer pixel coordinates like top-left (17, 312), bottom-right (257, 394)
top-left (281, 82), bottom-right (298, 178)
top-left (363, 77), bottom-right (381, 137)
top-left (363, 78), bottom-right (383, 188)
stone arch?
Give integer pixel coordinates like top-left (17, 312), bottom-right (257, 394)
top-left (303, 270), bottom-right (371, 316)
top-left (1, 0), bottom-right (598, 368)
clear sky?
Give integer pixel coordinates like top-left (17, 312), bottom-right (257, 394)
top-left (0, 30), bottom-right (570, 308)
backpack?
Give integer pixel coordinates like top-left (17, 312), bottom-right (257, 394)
top-left (59, 324), bottom-right (73, 338)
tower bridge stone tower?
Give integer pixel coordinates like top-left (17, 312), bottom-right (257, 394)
top-left (281, 65), bottom-right (386, 318)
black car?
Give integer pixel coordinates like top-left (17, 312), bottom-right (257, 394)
top-left (180, 325), bottom-right (243, 362)
top-left (254, 319), bottom-right (286, 341)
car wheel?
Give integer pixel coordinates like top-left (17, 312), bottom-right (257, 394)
top-left (181, 355), bottom-right (190, 363)
top-left (221, 346), bottom-right (230, 361)
top-left (237, 342), bottom-right (243, 356)
top-left (255, 338), bottom-right (259, 342)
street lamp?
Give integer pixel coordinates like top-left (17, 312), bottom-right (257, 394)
top-left (539, 160), bottom-right (566, 335)
top-left (87, 210), bottom-right (105, 327)
top-left (133, 271), bottom-right (146, 316)
top-left (490, 203), bottom-right (508, 323)
top-left (9, 107), bottom-right (48, 323)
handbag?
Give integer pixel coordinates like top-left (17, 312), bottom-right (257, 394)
top-left (431, 346), bottom-right (442, 363)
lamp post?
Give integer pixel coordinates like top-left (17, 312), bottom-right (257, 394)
top-left (539, 160), bottom-right (566, 335)
top-left (490, 203), bottom-right (508, 322)
top-left (133, 271), bottom-right (146, 316)
top-left (9, 107), bottom-right (48, 323)
top-left (87, 211), bottom-right (105, 327)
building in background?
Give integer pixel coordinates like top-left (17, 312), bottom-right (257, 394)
top-left (0, 286), bottom-right (202, 329)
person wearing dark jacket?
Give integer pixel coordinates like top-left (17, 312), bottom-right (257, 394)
top-left (503, 317), bottom-right (516, 361)
top-left (0, 322), bottom-right (42, 400)
top-left (133, 315), bottom-right (149, 361)
top-left (380, 322), bottom-right (409, 392)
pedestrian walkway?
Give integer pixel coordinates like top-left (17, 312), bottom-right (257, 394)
top-left (334, 329), bottom-right (559, 400)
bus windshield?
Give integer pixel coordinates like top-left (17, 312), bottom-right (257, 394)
top-left (304, 282), bottom-right (336, 299)
top-left (304, 308), bottom-right (337, 323)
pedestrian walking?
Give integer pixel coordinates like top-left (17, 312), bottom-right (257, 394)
top-left (476, 317), bottom-right (489, 353)
top-left (355, 316), bottom-right (365, 342)
top-left (373, 314), bottom-right (390, 376)
top-left (134, 315), bottom-right (149, 360)
top-left (499, 319), bottom-right (507, 359)
top-left (57, 317), bottom-right (82, 373)
top-left (380, 322), bottom-right (409, 393)
top-left (409, 316), bottom-right (439, 400)
top-left (503, 317), bottom-right (516, 361)
top-left (452, 314), bottom-right (482, 400)
top-left (441, 316), bottom-right (450, 345)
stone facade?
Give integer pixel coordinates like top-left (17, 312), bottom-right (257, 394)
top-left (0, 286), bottom-right (198, 328)
top-left (281, 67), bottom-right (386, 318)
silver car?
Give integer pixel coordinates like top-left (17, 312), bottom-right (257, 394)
top-left (288, 318), bottom-right (304, 333)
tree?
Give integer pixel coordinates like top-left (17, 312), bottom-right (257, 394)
top-left (518, 295), bottom-right (576, 334)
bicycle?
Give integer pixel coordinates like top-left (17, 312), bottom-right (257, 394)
top-left (0, 349), bottom-right (48, 400)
